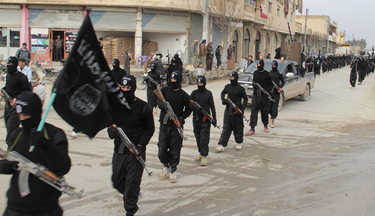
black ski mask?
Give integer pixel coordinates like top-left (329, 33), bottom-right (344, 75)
top-left (170, 71), bottom-right (182, 90)
top-left (7, 56), bottom-right (18, 75)
top-left (150, 63), bottom-right (157, 73)
top-left (112, 59), bottom-right (120, 71)
top-left (230, 71), bottom-right (238, 86)
top-left (15, 92), bottom-right (42, 130)
top-left (197, 76), bottom-right (206, 92)
top-left (257, 60), bottom-right (264, 71)
top-left (272, 61), bottom-right (278, 72)
top-left (121, 75), bottom-right (137, 102)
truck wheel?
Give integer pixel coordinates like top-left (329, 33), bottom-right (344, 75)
top-left (181, 75), bottom-right (189, 87)
top-left (300, 84), bottom-right (310, 101)
top-left (278, 93), bottom-right (284, 111)
top-left (189, 76), bottom-right (197, 85)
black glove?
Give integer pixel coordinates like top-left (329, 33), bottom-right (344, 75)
top-left (156, 99), bottom-right (165, 110)
top-left (222, 99), bottom-right (228, 105)
top-left (135, 145), bottom-right (145, 159)
top-left (212, 119), bottom-right (217, 128)
top-left (178, 117), bottom-right (185, 125)
top-left (143, 76), bottom-right (149, 82)
top-left (107, 127), bottom-right (119, 139)
top-left (0, 160), bottom-right (18, 174)
top-left (29, 129), bottom-right (50, 150)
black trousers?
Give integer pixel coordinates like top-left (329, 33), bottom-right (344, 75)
top-left (250, 94), bottom-right (269, 127)
top-left (193, 120), bottom-right (211, 157)
top-left (158, 124), bottom-right (183, 173)
top-left (269, 92), bottom-right (280, 119)
top-left (218, 110), bottom-right (243, 146)
top-left (216, 57), bottom-right (221, 67)
top-left (350, 72), bottom-right (357, 87)
top-left (3, 206), bottom-right (63, 216)
top-left (4, 103), bottom-right (20, 146)
top-left (112, 152), bottom-right (143, 215)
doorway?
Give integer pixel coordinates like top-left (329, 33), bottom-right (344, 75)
top-left (49, 30), bottom-right (65, 61)
top-left (255, 31), bottom-right (261, 59)
top-left (243, 29), bottom-right (250, 59)
top-left (232, 30), bottom-right (238, 62)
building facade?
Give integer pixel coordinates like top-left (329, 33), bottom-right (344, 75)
top-left (0, 0), bottom-right (341, 66)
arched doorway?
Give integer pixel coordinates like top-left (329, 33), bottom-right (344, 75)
top-left (274, 34), bottom-right (278, 48)
top-left (243, 29), bottom-right (250, 59)
top-left (255, 31), bottom-right (261, 59)
top-left (232, 30), bottom-right (238, 62)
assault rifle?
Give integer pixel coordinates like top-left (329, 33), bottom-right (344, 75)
top-left (271, 80), bottom-right (285, 100)
top-left (1, 88), bottom-right (13, 104)
top-left (249, 78), bottom-right (275, 102)
top-left (153, 88), bottom-right (187, 140)
top-left (110, 125), bottom-right (153, 176)
top-left (0, 148), bottom-right (83, 198)
top-left (189, 99), bottom-right (220, 129)
top-left (226, 97), bottom-right (250, 122)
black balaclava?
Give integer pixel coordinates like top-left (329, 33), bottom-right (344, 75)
top-left (150, 63), bottom-right (157, 73)
top-left (112, 59), bottom-right (120, 71)
top-left (7, 56), bottom-right (18, 75)
top-left (15, 92), bottom-right (42, 130)
top-left (121, 75), bottom-right (137, 102)
top-left (170, 71), bottom-right (182, 90)
top-left (197, 76), bottom-right (206, 92)
top-left (230, 71), bottom-right (238, 86)
top-left (272, 61), bottom-right (278, 72)
top-left (257, 60), bottom-right (264, 71)
top-left (171, 54), bottom-right (180, 65)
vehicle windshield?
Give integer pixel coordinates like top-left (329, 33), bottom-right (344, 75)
top-left (244, 62), bottom-right (283, 74)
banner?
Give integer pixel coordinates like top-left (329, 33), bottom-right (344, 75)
top-left (52, 12), bottom-right (131, 138)
top-left (31, 49), bottom-right (52, 66)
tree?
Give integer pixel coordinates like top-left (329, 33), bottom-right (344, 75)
top-left (346, 38), bottom-right (367, 50)
top-left (209, 0), bottom-right (244, 62)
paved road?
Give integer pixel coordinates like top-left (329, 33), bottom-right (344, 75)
top-left (1, 66), bottom-right (375, 215)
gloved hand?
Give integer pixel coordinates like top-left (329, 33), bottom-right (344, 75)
top-left (178, 117), bottom-right (185, 125)
top-left (107, 127), bottom-right (119, 139)
top-left (0, 160), bottom-right (18, 174)
top-left (135, 145), bottom-right (145, 159)
top-left (143, 76), bottom-right (149, 82)
top-left (222, 99), bottom-right (228, 105)
top-left (29, 129), bottom-right (50, 150)
top-left (212, 119), bottom-right (217, 128)
top-left (156, 99), bottom-right (165, 110)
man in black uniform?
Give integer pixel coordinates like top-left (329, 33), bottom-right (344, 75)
top-left (246, 59), bottom-right (272, 135)
top-left (269, 61), bottom-right (285, 128)
top-left (350, 59), bottom-right (358, 89)
top-left (111, 59), bottom-right (127, 85)
top-left (0, 91), bottom-right (71, 216)
top-left (216, 72), bottom-right (247, 151)
top-left (190, 76), bottom-right (216, 166)
top-left (157, 71), bottom-right (191, 183)
top-left (0, 56), bottom-right (31, 146)
top-left (144, 63), bottom-right (161, 111)
top-left (107, 75), bottom-right (155, 216)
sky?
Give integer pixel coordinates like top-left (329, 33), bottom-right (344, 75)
top-left (302, 0), bottom-right (375, 49)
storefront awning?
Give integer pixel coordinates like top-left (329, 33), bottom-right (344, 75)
top-left (0, 9), bottom-right (21, 27)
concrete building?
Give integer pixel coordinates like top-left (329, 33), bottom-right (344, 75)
top-left (0, 0), bottom-right (306, 65)
top-left (296, 15), bottom-right (338, 54)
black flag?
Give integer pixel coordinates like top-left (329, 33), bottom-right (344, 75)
top-left (53, 12), bottom-right (131, 138)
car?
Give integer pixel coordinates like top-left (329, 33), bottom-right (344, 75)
top-left (238, 59), bottom-right (315, 111)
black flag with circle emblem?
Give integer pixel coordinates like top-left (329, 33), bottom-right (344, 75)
top-left (52, 10), bottom-right (131, 138)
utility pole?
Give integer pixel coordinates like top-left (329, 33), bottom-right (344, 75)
top-left (304, 9), bottom-right (308, 53)
top-left (202, 0), bottom-right (210, 41)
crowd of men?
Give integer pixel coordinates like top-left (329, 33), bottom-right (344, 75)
top-left (1, 45), bottom-right (374, 216)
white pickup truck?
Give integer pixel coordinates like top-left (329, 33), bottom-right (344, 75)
top-left (238, 59), bottom-right (315, 110)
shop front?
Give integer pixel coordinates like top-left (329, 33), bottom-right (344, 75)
top-left (28, 5), bottom-right (83, 62)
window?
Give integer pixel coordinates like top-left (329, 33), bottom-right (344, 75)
top-left (269, 2), bottom-right (272, 13)
top-left (285, 12), bottom-right (288, 19)
top-left (244, 0), bottom-right (250, 3)
top-left (0, 27), bottom-right (20, 48)
top-left (291, 12), bottom-right (293, 21)
top-left (277, 8), bottom-right (280, 16)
